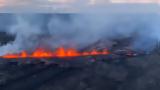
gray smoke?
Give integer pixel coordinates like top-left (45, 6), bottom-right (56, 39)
top-left (0, 13), bottom-right (159, 55)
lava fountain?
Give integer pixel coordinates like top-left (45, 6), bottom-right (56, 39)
top-left (1, 47), bottom-right (110, 59)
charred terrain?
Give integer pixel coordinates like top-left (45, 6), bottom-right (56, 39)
top-left (0, 32), bottom-right (160, 90)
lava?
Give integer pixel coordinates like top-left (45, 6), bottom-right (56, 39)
top-left (1, 47), bottom-right (110, 59)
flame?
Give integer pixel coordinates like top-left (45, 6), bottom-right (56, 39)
top-left (1, 47), bottom-right (110, 59)
top-left (32, 48), bottom-right (53, 58)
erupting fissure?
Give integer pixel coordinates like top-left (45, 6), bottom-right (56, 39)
top-left (1, 47), bottom-right (110, 59)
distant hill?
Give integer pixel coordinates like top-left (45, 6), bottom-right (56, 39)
top-left (0, 32), bottom-right (15, 45)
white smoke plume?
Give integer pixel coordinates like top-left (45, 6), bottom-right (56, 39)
top-left (0, 13), bottom-right (159, 55)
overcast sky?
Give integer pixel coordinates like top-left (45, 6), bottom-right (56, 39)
top-left (0, 0), bottom-right (159, 12)
top-left (0, 0), bottom-right (159, 6)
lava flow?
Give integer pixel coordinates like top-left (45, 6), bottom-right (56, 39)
top-left (1, 47), bottom-right (110, 59)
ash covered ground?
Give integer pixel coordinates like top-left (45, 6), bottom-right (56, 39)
top-left (0, 53), bottom-right (160, 90)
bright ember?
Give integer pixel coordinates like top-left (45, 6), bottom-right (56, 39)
top-left (1, 47), bottom-right (110, 59)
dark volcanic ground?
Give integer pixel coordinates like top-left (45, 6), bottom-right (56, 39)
top-left (0, 54), bottom-right (160, 90)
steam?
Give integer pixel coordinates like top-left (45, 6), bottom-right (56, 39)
top-left (0, 13), bottom-right (159, 55)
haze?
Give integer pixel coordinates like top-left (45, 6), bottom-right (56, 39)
top-left (0, 0), bottom-right (159, 13)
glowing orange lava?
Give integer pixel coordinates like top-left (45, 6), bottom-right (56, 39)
top-left (1, 47), bottom-right (110, 59)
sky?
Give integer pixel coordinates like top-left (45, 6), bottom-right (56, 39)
top-left (0, 0), bottom-right (160, 6)
top-left (0, 0), bottom-right (160, 5)
top-left (110, 0), bottom-right (160, 3)
top-left (0, 0), bottom-right (159, 12)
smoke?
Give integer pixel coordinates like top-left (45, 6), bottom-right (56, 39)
top-left (0, 13), bottom-right (159, 55)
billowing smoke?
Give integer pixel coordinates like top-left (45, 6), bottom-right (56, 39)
top-left (0, 13), bottom-right (159, 55)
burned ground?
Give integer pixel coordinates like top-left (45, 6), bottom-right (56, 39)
top-left (0, 53), bottom-right (160, 90)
